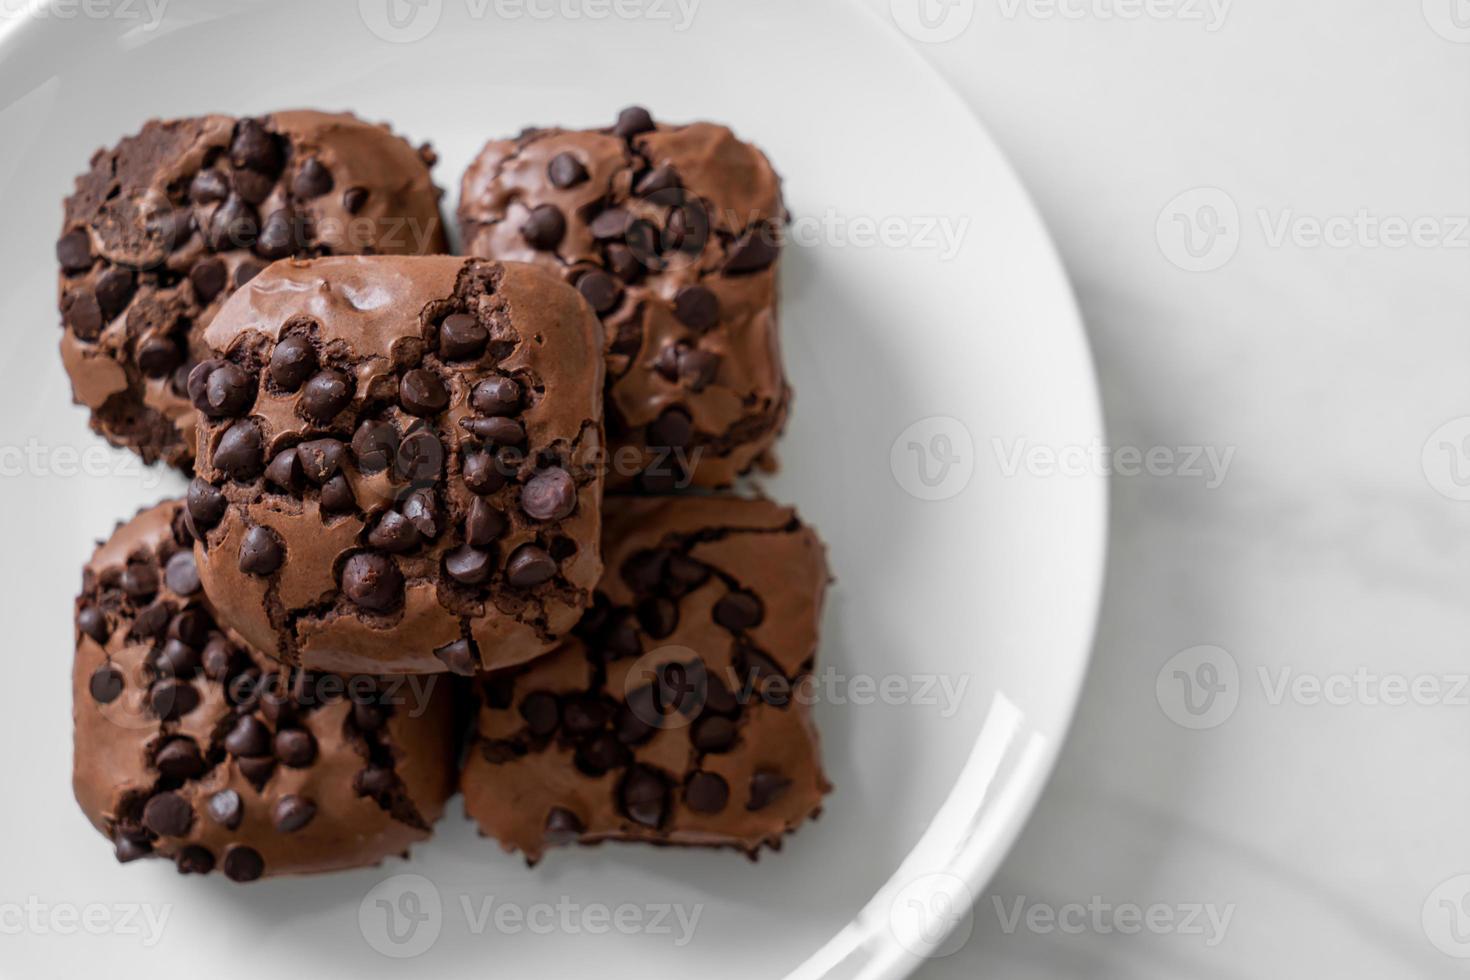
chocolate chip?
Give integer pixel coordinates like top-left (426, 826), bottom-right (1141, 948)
top-left (673, 285), bottom-right (720, 331)
top-left (605, 243), bottom-right (643, 282)
top-left (120, 563), bottom-right (158, 602)
top-left (299, 370), bottom-right (352, 422)
top-left (296, 438), bottom-right (345, 484)
top-left (635, 165), bottom-right (680, 196)
top-left (726, 226), bottom-right (780, 273)
top-left (637, 597), bottom-right (678, 639)
top-left (201, 638), bottom-right (236, 681)
top-left (95, 267), bottom-right (136, 319)
top-left (140, 792), bottom-right (193, 838)
top-left (577, 270), bottom-right (622, 314)
top-left (396, 429), bottom-right (444, 485)
top-left (292, 158), bottom-right (333, 199)
top-left (645, 407), bottom-right (693, 450)
top-left (187, 478), bottom-right (226, 531)
top-left (544, 807), bottom-right (584, 844)
top-left (439, 313), bottom-right (488, 361)
top-left (137, 337), bottom-right (183, 378)
top-left (173, 845), bottom-right (214, 875)
top-left (520, 692), bottom-right (560, 736)
top-left (352, 703), bottom-right (387, 732)
top-left (341, 553), bottom-right (404, 612)
top-left (78, 606), bottom-right (110, 644)
top-left (747, 770), bottom-right (791, 811)
top-left (132, 601), bottom-right (170, 638)
top-left (64, 291), bottom-right (102, 340)
top-left (562, 695), bottom-right (609, 736)
top-left (460, 416), bottom-right (526, 445)
top-left (224, 715), bottom-right (271, 757)
top-left (677, 349), bottom-right (720, 392)
top-left (462, 451), bottom-right (507, 495)
top-left (521, 204), bottom-right (566, 251)
top-left (164, 551), bottom-right (201, 596)
top-left (223, 845), bottom-right (264, 882)
top-left (188, 359), bottom-right (254, 418)
top-left (206, 790), bottom-right (243, 830)
top-left (574, 732), bottom-right (627, 776)
top-left (342, 186), bottom-right (368, 213)
top-left (88, 664), bottom-right (123, 703)
top-left (114, 834), bottom-right (151, 863)
top-left (168, 609), bottom-right (211, 648)
top-left (231, 119), bottom-right (281, 174)
top-left (233, 167), bottom-right (275, 205)
top-left (155, 638), bottom-right (201, 678)
top-left (255, 209), bottom-right (297, 259)
top-left (470, 376), bottom-right (522, 416)
top-left (320, 475), bottom-right (356, 514)
top-left (692, 715), bottom-right (737, 753)
top-left (685, 772), bottom-right (730, 813)
top-left (274, 729), bottom-right (316, 768)
top-left (190, 258), bottom-right (228, 302)
top-left (465, 498), bottom-right (506, 547)
top-left (589, 208), bottom-right (631, 241)
top-left (149, 679), bottom-right (199, 720)
top-left (189, 169), bottom-right (230, 204)
top-left (238, 526), bottom-right (282, 576)
top-left (613, 106), bottom-right (656, 140)
top-left (506, 544), bottom-right (557, 587)
top-left (56, 229), bottom-right (92, 273)
top-left (445, 545), bottom-right (494, 586)
top-left (547, 152), bottom-right (589, 188)
top-left (713, 591), bottom-right (763, 631)
top-left (352, 420), bottom-right (398, 473)
top-left (354, 767), bottom-right (395, 798)
top-left (621, 549), bottom-right (667, 594)
top-left (265, 448), bottom-right (302, 492)
top-left (237, 756), bottom-right (275, 787)
top-left (154, 738), bottom-right (205, 778)
top-left (433, 639), bottom-right (477, 676)
top-left (236, 261), bottom-right (265, 286)
top-left (399, 369), bottom-right (449, 416)
top-left (619, 765), bottom-right (669, 828)
top-left (206, 195), bottom-right (258, 251)
top-left (269, 335), bottom-right (317, 391)
top-left (666, 554), bottom-right (711, 592)
top-left (520, 467), bottom-right (577, 522)
top-left (368, 510), bottom-right (421, 553)
top-left (402, 489), bottom-right (441, 539)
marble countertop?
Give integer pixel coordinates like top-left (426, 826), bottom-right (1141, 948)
top-left (864, 0), bottom-right (1470, 975)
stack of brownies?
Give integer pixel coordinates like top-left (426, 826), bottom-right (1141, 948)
top-left (62, 107), bottom-right (830, 880)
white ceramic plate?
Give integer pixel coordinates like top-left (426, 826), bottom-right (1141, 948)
top-left (0, 1), bottom-right (1105, 976)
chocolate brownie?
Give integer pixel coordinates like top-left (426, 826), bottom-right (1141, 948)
top-left (188, 256), bottom-right (605, 675)
top-left (72, 500), bottom-right (458, 880)
top-left (458, 107), bottom-right (789, 491)
top-left (461, 495), bottom-right (829, 862)
top-left (58, 111), bottom-right (448, 470)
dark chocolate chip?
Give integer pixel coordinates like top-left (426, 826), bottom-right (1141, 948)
top-left (269, 336), bottom-right (317, 391)
top-left (190, 258), bottom-right (228, 303)
top-left (222, 845), bottom-right (264, 882)
top-left (168, 609), bottom-right (211, 648)
top-left (352, 702), bottom-right (387, 732)
top-left (343, 186), bottom-right (368, 213)
top-left (354, 766), bottom-right (395, 798)
top-left (352, 420), bottom-right (398, 473)
top-left (605, 243), bottom-right (643, 282)
top-left (274, 729), bottom-right (317, 768)
top-left (677, 349), bottom-right (720, 392)
top-left (319, 475), bottom-right (356, 513)
top-left (114, 834), bottom-right (151, 864)
top-left (714, 591), bottom-right (764, 631)
top-left (577, 270), bottom-right (622, 314)
top-left (78, 606), bottom-right (110, 645)
top-left (445, 545), bottom-right (494, 586)
top-left (232, 167), bottom-right (274, 205)
top-left (562, 695), bottom-right (609, 736)
top-left (164, 551), bottom-right (201, 596)
top-left (613, 106), bottom-right (656, 140)
top-left (401, 489), bottom-right (441, 539)
top-left (462, 451), bottom-right (507, 495)
top-left (460, 416), bottom-right (526, 445)
top-left (206, 195), bottom-right (258, 251)
top-left (150, 680), bottom-right (199, 720)
top-left (547, 152), bottom-right (589, 188)
top-left (619, 765), bottom-right (669, 828)
top-left (155, 638), bottom-right (201, 678)
top-left (187, 478), bottom-right (226, 531)
top-left (120, 563), bottom-right (158, 602)
top-left (368, 510), bottom-right (422, 553)
top-left (236, 756), bottom-right (275, 787)
top-left (142, 791), bottom-right (192, 837)
top-left (520, 692), bottom-right (560, 736)
top-left (188, 359), bottom-right (254, 418)
top-left (396, 430), bottom-right (444, 485)
top-left (341, 553), bottom-right (404, 612)
top-left (224, 715), bottom-right (271, 757)
top-left (726, 226), bottom-right (781, 273)
top-left (574, 732), bottom-right (628, 776)
top-left (520, 467), bottom-right (577, 522)
top-left (470, 376), bottom-right (522, 416)
top-left (635, 165), bottom-right (680, 196)
top-left (189, 169), bottom-right (230, 204)
top-left (521, 204), bottom-right (566, 251)
top-left (201, 638), bottom-right (236, 681)
top-left (206, 790), bottom-right (243, 830)
top-left (645, 407), bottom-right (693, 449)
top-left (154, 738), bottom-right (205, 778)
top-left (685, 771), bottom-right (730, 813)
top-left (747, 770), bottom-right (791, 811)
top-left (265, 448), bottom-right (302, 492)
top-left (292, 158), bottom-right (333, 199)
top-left (399, 369), bottom-right (449, 416)
top-left (433, 639), bottom-right (477, 676)
top-left (544, 807), bottom-right (584, 844)
top-left (64, 290), bottom-right (103, 339)
top-left (673, 285), bottom-right (720, 331)
top-left (132, 601), bottom-right (170, 639)
top-left (255, 209), bottom-right (297, 259)
top-left (238, 526), bottom-right (283, 576)
top-left (506, 544), bottom-right (557, 587)
top-left (637, 596), bottom-right (678, 639)
top-left (439, 313), bottom-right (488, 361)
top-left (176, 846), bottom-right (215, 875)
top-left (213, 419), bottom-right (264, 480)
top-left (235, 261), bottom-right (265, 286)
top-left (296, 438), bottom-right (345, 484)
top-left (95, 267), bottom-right (136, 319)
top-left (465, 498), bottom-right (506, 547)
top-left (230, 119), bottom-right (282, 174)
top-left (299, 370), bottom-right (353, 423)
top-left (589, 208), bottom-right (632, 241)
top-left (666, 554), bottom-right (711, 592)
top-left (137, 337), bottom-right (183, 378)
top-left (56, 229), bottom-right (92, 272)
top-left (692, 715), bottom-right (737, 753)
top-left (88, 664), bottom-right (123, 703)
